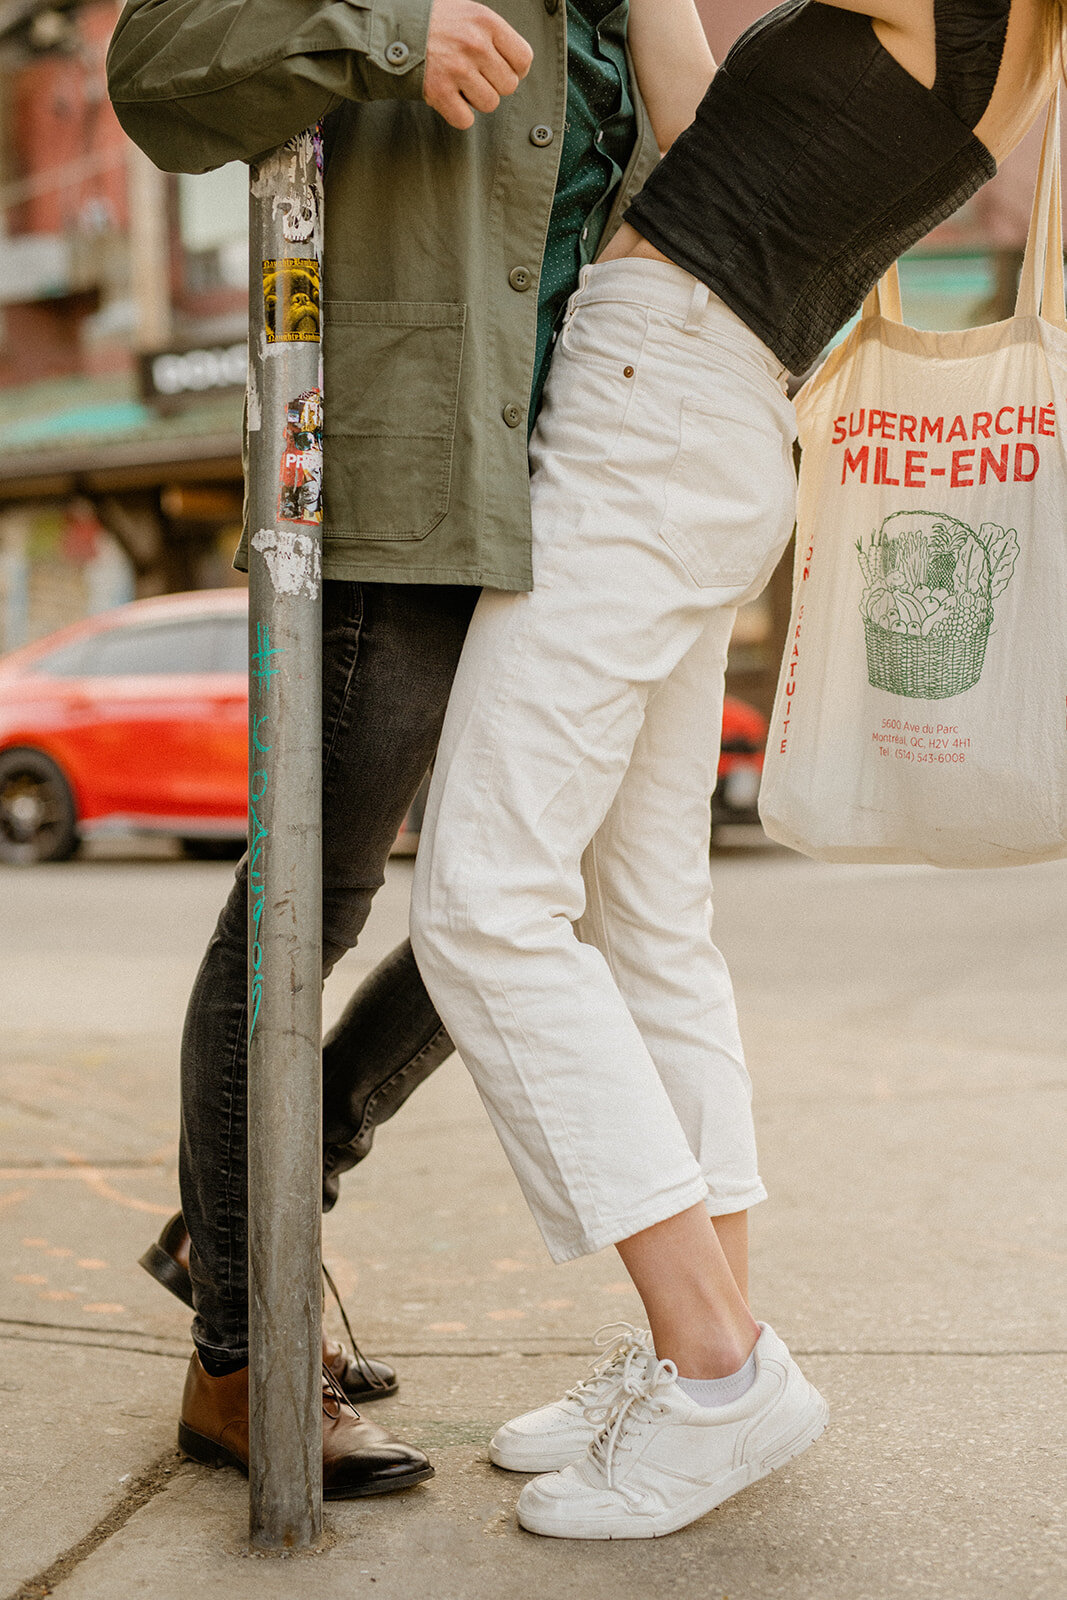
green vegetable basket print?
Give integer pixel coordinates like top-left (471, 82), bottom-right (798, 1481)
top-left (856, 510), bottom-right (1019, 699)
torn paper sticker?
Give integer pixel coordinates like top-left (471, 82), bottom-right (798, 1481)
top-left (278, 388), bottom-right (323, 524)
top-left (251, 527), bottom-right (322, 599)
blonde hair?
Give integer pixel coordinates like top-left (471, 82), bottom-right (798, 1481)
top-left (1047, 0), bottom-right (1067, 69)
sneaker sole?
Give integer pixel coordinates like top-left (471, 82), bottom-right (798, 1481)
top-left (517, 1392), bottom-right (830, 1540)
top-left (178, 1422), bottom-right (435, 1499)
top-left (489, 1438), bottom-right (589, 1473)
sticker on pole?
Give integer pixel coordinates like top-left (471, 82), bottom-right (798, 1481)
top-left (262, 258), bottom-right (320, 343)
top-left (251, 527), bottom-right (322, 599)
top-left (278, 389), bottom-right (323, 524)
top-left (274, 186), bottom-right (318, 243)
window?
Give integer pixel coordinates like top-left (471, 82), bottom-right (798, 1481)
top-left (79, 619), bottom-right (221, 676)
top-left (178, 165), bottom-right (249, 295)
top-left (210, 615), bottom-right (248, 673)
top-left (32, 639), bottom-right (91, 677)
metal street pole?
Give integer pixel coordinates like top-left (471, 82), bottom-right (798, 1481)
top-left (245, 127), bottom-right (326, 1552)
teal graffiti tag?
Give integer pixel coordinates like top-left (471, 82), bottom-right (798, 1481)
top-left (248, 617), bottom-right (281, 1042)
top-left (248, 792), bottom-right (268, 1038)
top-left (251, 710), bottom-right (271, 755)
top-left (251, 621), bottom-right (282, 698)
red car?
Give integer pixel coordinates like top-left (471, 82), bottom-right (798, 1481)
top-left (0, 591), bottom-right (248, 864)
top-left (713, 693), bottom-right (768, 832)
top-left (0, 590), bottom-right (767, 864)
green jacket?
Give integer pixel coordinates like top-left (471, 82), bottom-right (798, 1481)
top-left (107, 0), bottom-right (659, 590)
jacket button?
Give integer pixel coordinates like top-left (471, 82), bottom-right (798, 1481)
top-left (502, 404), bottom-right (523, 428)
top-left (508, 266), bottom-right (533, 292)
top-left (544, 0), bottom-right (560, 12)
top-left (385, 40), bottom-right (410, 65)
top-left (530, 125), bottom-right (554, 146)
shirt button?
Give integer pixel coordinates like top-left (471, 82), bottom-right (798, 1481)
top-left (530, 125), bottom-right (554, 147)
top-left (502, 404), bottom-right (523, 428)
top-left (385, 40), bottom-right (410, 65)
top-left (508, 266), bottom-right (533, 292)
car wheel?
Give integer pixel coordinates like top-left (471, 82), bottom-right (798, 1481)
top-left (180, 836), bottom-right (246, 861)
top-left (0, 748), bottom-right (78, 865)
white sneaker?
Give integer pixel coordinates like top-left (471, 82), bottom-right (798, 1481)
top-left (489, 1323), bottom-right (652, 1473)
top-left (516, 1323), bottom-right (828, 1540)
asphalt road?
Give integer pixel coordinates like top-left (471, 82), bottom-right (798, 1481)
top-left (0, 837), bottom-right (1064, 1599)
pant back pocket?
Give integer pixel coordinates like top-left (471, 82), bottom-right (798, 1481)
top-left (659, 397), bottom-right (795, 588)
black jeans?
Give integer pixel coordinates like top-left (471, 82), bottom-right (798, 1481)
top-left (180, 580), bottom-right (476, 1363)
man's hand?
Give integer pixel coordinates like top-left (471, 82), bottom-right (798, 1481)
top-left (423, 0), bottom-right (533, 130)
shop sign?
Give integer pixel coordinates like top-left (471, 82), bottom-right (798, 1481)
top-left (140, 342), bottom-right (247, 405)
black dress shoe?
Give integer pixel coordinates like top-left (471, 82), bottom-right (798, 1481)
top-left (139, 1210), bottom-right (195, 1307)
top-left (140, 1212), bottom-right (399, 1403)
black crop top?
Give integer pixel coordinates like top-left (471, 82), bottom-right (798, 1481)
top-left (932, 0), bottom-right (1013, 126)
top-left (624, 0), bottom-right (1012, 373)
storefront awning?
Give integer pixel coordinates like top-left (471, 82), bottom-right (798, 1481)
top-left (0, 373), bottom-right (242, 501)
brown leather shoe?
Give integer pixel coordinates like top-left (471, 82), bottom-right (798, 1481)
top-left (140, 1212), bottom-right (398, 1402)
top-left (178, 1355), bottom-right (433, 1499)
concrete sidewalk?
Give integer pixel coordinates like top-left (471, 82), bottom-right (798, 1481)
top-left (1, 844), bottom-right (1064, 1599)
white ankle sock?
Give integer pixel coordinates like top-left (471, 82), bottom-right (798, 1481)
top-left (676, 1349), bottom-right (757, 1408)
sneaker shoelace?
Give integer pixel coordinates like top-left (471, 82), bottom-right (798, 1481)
top-left (582, 1351), bottom-right (678, 1493)
top-left (560, 1322), bottom-right (652, 1409)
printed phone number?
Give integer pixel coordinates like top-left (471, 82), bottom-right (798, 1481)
top-left (892, 749), bottom-right (967, 764)
top-left (873, 721), bottom-right (970, 763)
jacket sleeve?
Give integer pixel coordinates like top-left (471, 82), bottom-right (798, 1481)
top-left (107, 0), bottom-right (434, 172)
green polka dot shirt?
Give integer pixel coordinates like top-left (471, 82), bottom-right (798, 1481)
top-left (530, 0), bottom-right (635, 428)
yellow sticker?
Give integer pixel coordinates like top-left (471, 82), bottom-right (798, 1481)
top-left (263, 257), bottom-right (320, 343)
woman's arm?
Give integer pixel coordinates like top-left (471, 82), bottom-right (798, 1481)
top-left (627, 0), bottom-right (716, 153)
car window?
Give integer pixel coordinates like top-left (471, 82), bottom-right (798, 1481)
top-left (32, 639), bottom-right (92, 677)
top-left (80, 620), bottom-right (221, 677)
top-left (211, 615), bottom-right (248, 674)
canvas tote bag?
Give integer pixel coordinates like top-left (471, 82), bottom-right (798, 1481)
top-left (758, 93), bottom-right (1067, 868)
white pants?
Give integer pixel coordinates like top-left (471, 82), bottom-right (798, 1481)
top-left (411, 259), bottom-right (798, 1264)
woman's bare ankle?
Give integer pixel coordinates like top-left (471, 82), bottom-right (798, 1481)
top-left (649, 1312), bottom-right (759, 1380)
top-left (615, 1203), bottom-right (760, 1378)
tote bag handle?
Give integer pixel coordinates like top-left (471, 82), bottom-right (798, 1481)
top-left (1015, 86), bottom-right (1066, 325)
top-left (860, 86), bottom-right (1065, 331)
top-left (859, 265), bottom-right (903, 324)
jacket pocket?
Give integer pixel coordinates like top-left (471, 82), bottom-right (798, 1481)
top-left (659, 397), bottom-right (795, 588)
top-left (323, 301), bottom-right (466, 541)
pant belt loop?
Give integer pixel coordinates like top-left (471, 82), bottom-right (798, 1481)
top-left (683, 279), bottom-right (710, 334)
top-left (562, 263), bottom-right (595, 330)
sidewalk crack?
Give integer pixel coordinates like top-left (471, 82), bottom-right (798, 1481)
top-left (4, 1452), bottom-right (183, 1600)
